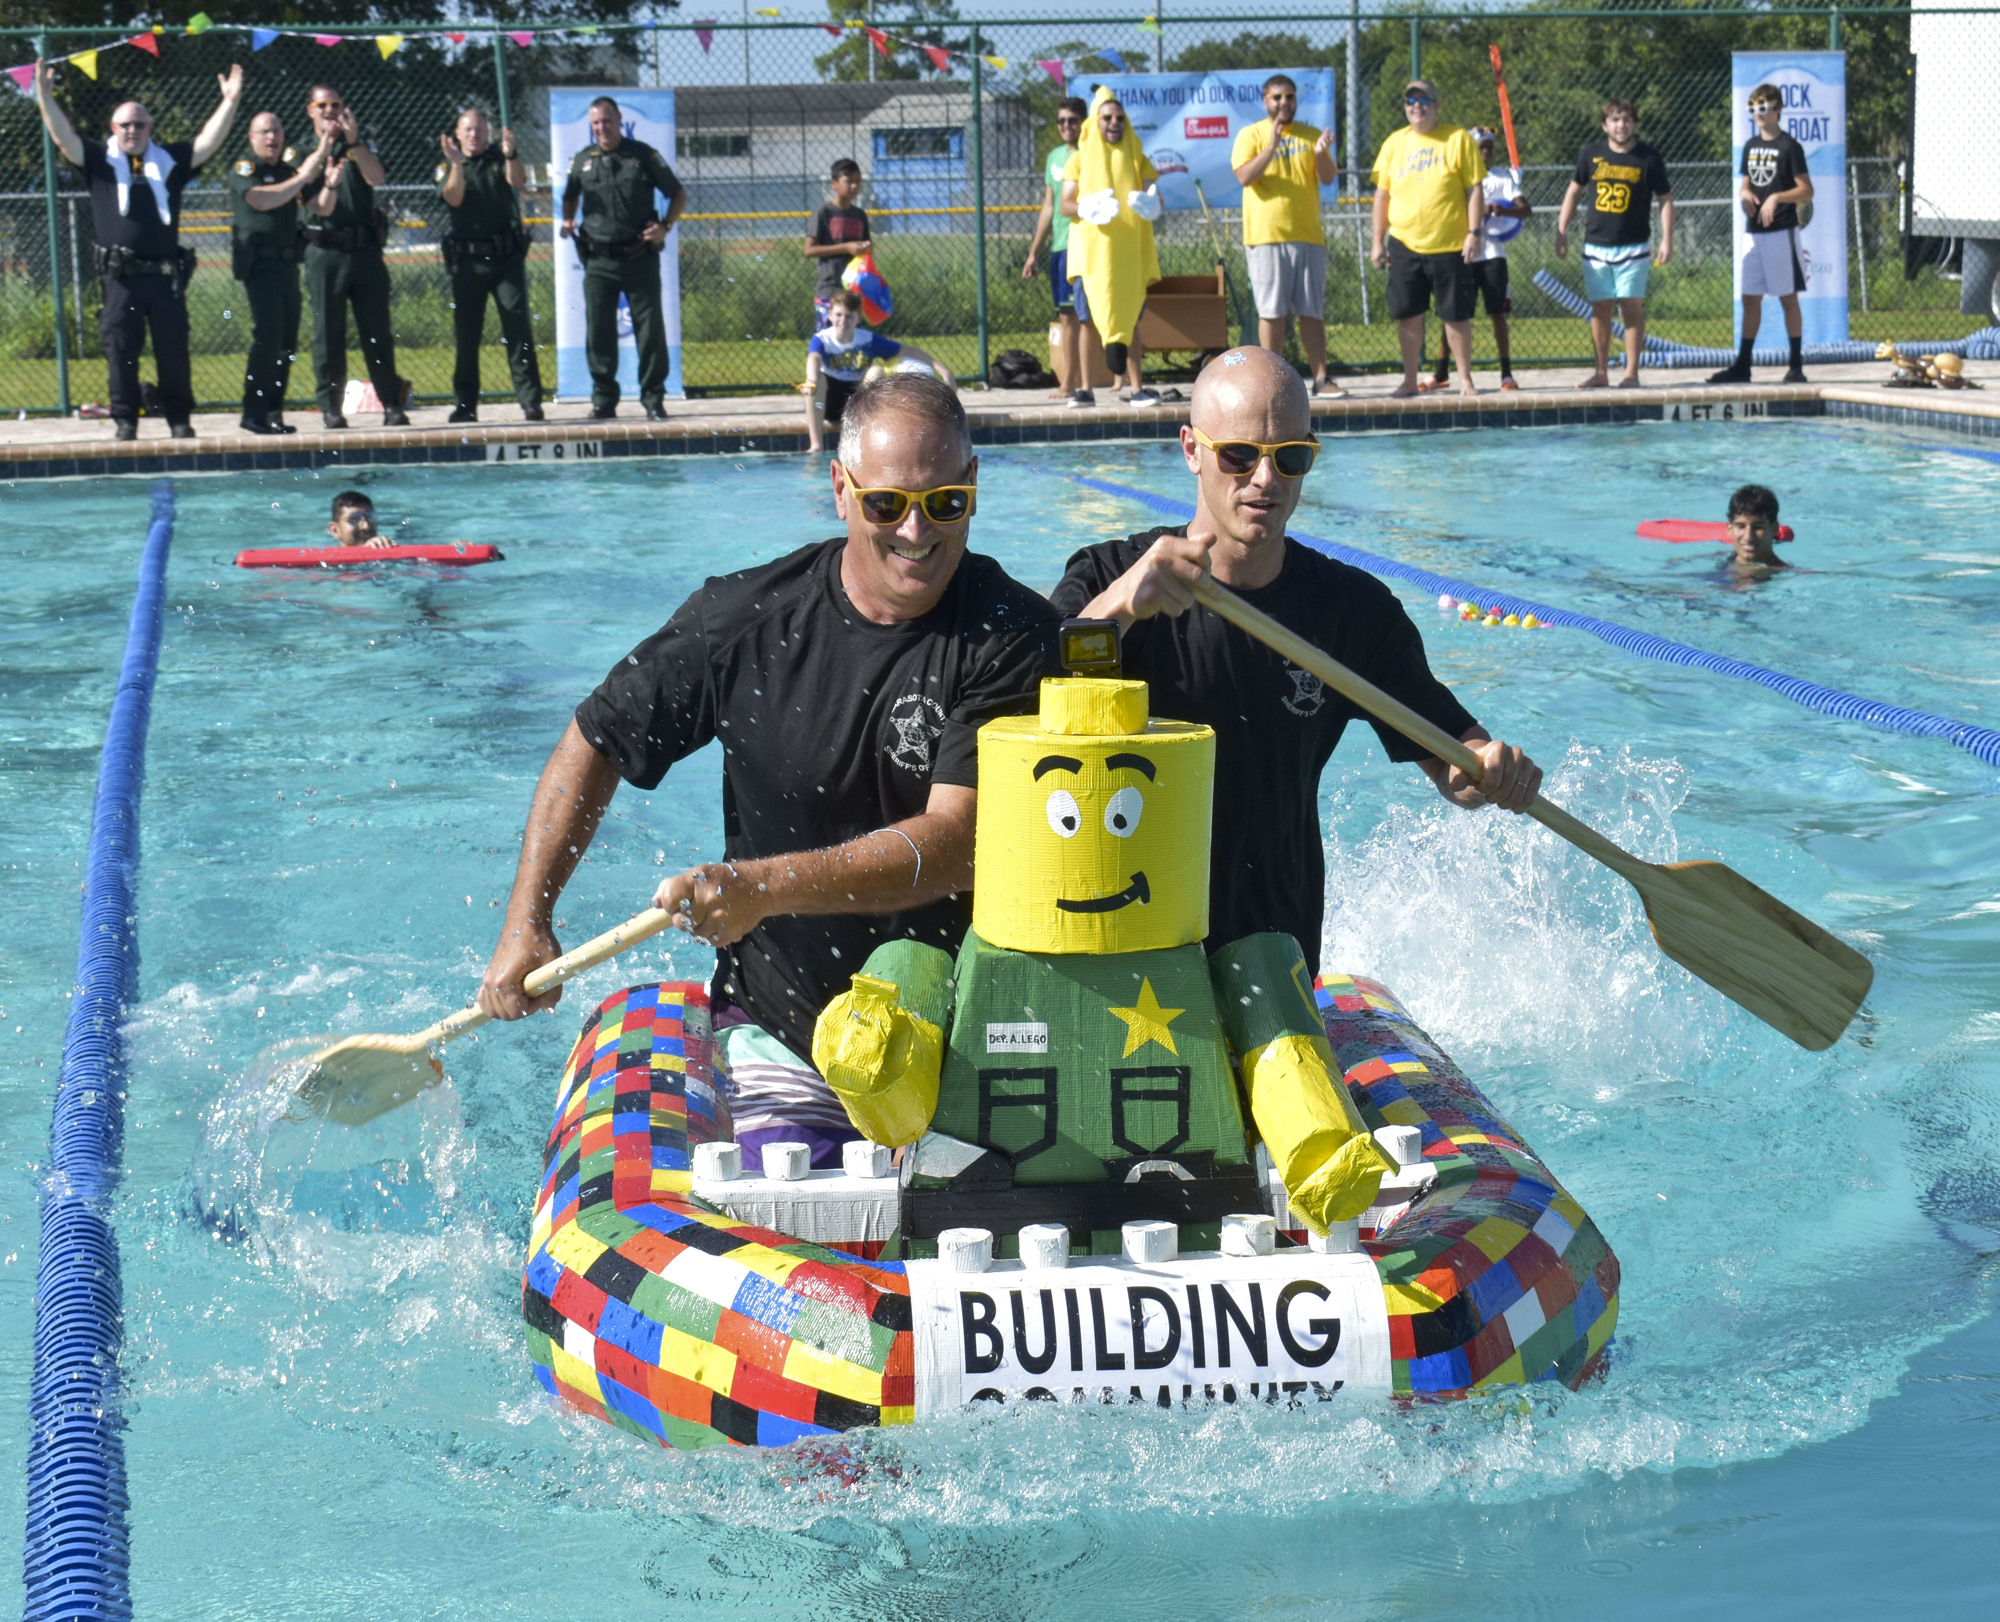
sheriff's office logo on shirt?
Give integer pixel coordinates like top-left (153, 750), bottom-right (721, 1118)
top-left (1282, 664), bottom-right (1326, 717)
top-left (886, 691), bottom-right (947, 774)
top-left (282, 147), bottom-right (296, 163)
top-left (234, 160), bottom-right (254, 176)
top-left (435, 162), bottom-right (448, 183)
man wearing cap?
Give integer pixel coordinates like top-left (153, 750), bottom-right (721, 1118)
top-left (1231, 73), bottom-right (1345, 398)
top-left (1370, 78), bottom-right (1486, 399)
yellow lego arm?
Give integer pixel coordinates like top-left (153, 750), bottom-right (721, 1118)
top-left (811, 941), bottom-right (955, 1147)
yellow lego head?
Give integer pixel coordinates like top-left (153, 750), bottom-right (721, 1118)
top-left (973, 676), bottom-right (1214, 954)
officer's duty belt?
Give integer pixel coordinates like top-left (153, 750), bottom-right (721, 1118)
top-left (576, 230), bottom-right (658, 262)
top-left (303, 211), bottom-right (388, 253)
top-left (441, 226), bottom-right (530, 272)
top-left (95, 245), bottom-right (197, 292)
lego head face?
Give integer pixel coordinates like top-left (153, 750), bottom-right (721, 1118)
top-left (973, 678), bottom-right (1214, 955)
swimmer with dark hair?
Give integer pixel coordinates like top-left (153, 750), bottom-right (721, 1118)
top-left (328, 489), bottom-right (393, 550)
top-left (1725, 484), bottom-right (1790, 580)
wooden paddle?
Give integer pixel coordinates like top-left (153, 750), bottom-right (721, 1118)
top-left (293, 907), bottom-right (674, 1126)
top-left (1190, 576), bottom-right (1873, 1050)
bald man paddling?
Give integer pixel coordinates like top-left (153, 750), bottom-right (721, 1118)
top-left (1049, 346), bottom-right (1543, 972)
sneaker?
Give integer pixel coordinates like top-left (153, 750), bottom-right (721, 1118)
top-left (522, 404), bottom-right (545, 422)
top-left (1311, 378), bottom-right (1350, 399)
top-left (322, 409), bottom-right (349, 429)
top-left (447, 405), bottom-right (477, 424)
top-left (113, 420), bottom-right (138, 442)
top-left (168, 422), bottom-right (196, 440)
top-left (589, 405), bottom-right (618, 421)
top-left (1781, 365), bottom-right (1809, 384)
top-left (237, 415), bottom-right (281, 436)
top-left (1067, 389), bottom-right (1096, 409)
top-left (381, 407), bottom-right (410, 427)
top-left (1705, 363), bottom-right (1752, 385)
top-left (270, 418), bottom-right (298, 436)
top-left (1129, 387), bottom-right (1160, 407)
top-left (644, 403), bottom-right (667, 422)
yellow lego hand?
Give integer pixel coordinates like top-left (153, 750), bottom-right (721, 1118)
top-left (812, 974), bottom-right (944, 1147)
top-left (1239, 1032), bottom-right (1395, 1235)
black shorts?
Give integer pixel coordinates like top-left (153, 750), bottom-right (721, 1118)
top-left (1470, 256), bottom-right (1510, 318)
top-left (1386, 236), bottom-right (1478, 323)
top-left (822, 374), bottom-right (859, 422)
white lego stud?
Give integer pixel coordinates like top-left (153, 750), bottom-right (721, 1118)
top-left (937, 1227), bottom-right (994, 1274)
top-left (842, 1139), bottom-right (893, 1180)
top-left (761, 1141), bottom-right (811, 1182)
top-left (1018, 1223), bottom-right (1071, 1270)
top-left (1220, 1212), bottom-right (1276, 1257)
top-left (1309, 1217), bottom-right (1362, 1255)
top-left (692, 1142), bottom-right (741, 1182)
top-left (1122, 1219), bottom-right (1178, 1265)
top-left (1375, 1124), bottom-right (1424, 1168)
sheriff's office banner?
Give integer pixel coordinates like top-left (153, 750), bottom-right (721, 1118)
top-left (1070, 68), bottom-right (1336, 213)
top-left (550, 87), bottom-right (684, 400)
top-left (1730, 52), bottom-right (1846, 344)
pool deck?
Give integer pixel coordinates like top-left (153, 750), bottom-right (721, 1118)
top-left (4, 356), bottom-right (1998, 479)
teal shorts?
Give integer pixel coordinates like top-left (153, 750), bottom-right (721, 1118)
top-left (1583, 250), bottom-right (1652, 303)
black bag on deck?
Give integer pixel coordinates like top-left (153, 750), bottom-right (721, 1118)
top-left (990, 348), bottom-right (1055, 390)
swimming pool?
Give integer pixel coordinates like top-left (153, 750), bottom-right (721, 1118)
top-left (5, 423), bottom-right (1998, 1613)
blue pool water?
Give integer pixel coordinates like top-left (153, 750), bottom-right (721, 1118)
top-left (5, 423), bottom-right (1999, 1613)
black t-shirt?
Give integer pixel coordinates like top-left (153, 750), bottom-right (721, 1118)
top-left (1742, 131), bottom-right (1809, 233)
top-left (81, 138), bottom-right (197, 258)
top-left (1572, 139), bottom-right (1672, 248)
top-left (810, 203), bottom-right (870, 300)
top-left (1050, 530), bottom-right (1479, 972)
top-left (575, 538), bottom-right (1058, 1062)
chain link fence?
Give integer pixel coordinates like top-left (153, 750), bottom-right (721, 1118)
top-left (0, 7), bottom-right (1991, 414)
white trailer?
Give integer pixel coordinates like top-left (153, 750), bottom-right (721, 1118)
top-left (1908, 0), bottom-right (2000, 318)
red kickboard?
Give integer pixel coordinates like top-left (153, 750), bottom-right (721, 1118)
top-left (235, 543), bottom-right (504, 569)
top-left (1637, 520), bottom-right (1794, 544)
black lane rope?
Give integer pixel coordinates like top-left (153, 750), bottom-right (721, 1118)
top-left (1021, 459), bottom-right (2000, 770)
top-left (24, 483), bottom-right (173, 1622)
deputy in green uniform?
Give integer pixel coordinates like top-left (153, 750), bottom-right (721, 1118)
top-left (301, 81), bottom-right (407, 429)
top-left (226, 112), bottom-right (331, 435)
top-left (436, 107), bottom-right (544, 423)
top-left (560, 95), bottom-right (686, 421)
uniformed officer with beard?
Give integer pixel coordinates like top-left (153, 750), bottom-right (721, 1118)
top-left (302, 81), bottom-right (407, 428)
top-left (560, 96), bottom-right (685, 421)
top-left (33, 58), bottom-right (243, 441)
top-left (227, 112), bottom-right (334, 434)
top-left (437, 107), bottom-right (544, 423)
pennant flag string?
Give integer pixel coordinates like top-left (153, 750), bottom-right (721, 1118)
top-left (694, 20), bottom-right (716, 54)
top-left (250, 28), bottom-right (280, 51)
top-left (186, 13), bottom-right (214, 35)
top-left (72, 49), bottom-right (97, 79)
top-left (129, 32), bottom-right (161, 58)
top-left (508, 31), bottom-right (534, 48)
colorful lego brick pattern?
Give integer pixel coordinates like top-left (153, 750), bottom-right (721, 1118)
top-left (1317, 975), bottom-right (1620, 1398)
top-left (521, 981), bottom-right (916, 1449)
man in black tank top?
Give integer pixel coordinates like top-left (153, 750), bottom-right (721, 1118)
top-left (34, 58), bottom-right (244, 440)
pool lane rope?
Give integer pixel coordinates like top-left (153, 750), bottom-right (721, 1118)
top-left (1531, 269), bottom-right (2000, 367)
top-left (1031, 463), bottom-right (2000, 770)
top-left (24, 483), bottom-right (173, 1622)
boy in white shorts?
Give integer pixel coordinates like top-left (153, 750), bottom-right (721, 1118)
top-left (1708, 84), bottom-right (1814, 384)
top-left (1556, 99), bottom-right (1674, 388)
top-left (1427, 128), bottom-right (1531, 391)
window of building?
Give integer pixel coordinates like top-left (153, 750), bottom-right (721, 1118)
top-left (873, 127), bottom-right (962, 162)
top-left (678, 132), bottom-right (750, 159)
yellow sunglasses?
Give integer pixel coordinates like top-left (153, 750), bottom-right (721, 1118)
top-left (1190, 427), bottom-right (1320, 479)
top-left (840, 469), bottom-right (977, 525)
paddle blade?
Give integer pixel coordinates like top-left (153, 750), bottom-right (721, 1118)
top-left (294, 1034), bottom-right (444, 1127)
top-left (1629, 859), bottom-right (1873, 1051)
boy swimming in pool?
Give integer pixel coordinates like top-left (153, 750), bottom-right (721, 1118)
top-left (1725, 484), bottom-right (1790, 580)
top-left (327, 490), bottom-right (394, 551)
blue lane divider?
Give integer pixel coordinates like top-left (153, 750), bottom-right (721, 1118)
top-left (24, 484), bottom-right (174, 1622)
top-left (1531, 268), bottom-right (2000, 367)
top-left (1033, 463), bottom-right (2000, 770)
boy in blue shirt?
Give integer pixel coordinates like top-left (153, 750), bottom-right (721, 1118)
top-left (803, 288), bottom-right (947, 452)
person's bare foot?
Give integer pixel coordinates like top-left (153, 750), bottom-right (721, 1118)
top-left (1578, 373), bottom-right (1611, 389)
top-left (1046, 387), bottom-right (1069, 400)
top-left (1617, 375), bottom-right (1644, 389)
top-left (1391, 379), bottom-right (1422, 398)
top-left (1457, 384), bottom-right (1479, 399)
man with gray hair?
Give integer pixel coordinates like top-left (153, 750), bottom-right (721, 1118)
top-left (480, 373), bottom-right (1056, 1165)
top-left (34, 58), bottom-right (244, 439)
top-left (1051, 346), bottom-right (1542, 971)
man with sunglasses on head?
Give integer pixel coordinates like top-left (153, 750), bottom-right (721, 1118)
top-left (33, 59), bottom-right (244, 441)
top-left (479, 373), bottom-right (1056, 1168)
top-left (1050, 346), bottom-right (1541, 973)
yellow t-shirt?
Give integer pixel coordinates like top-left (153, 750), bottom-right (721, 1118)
top-left (1231, 120), bottom-right (1326, 246)
top-left (1371, 123), bottom-right (1486, 256)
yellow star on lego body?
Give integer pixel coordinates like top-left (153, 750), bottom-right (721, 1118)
top-left (1107, 978), bottom-right (1183, 1057)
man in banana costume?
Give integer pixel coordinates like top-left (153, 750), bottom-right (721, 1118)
top-left (1061, 86), bottom-right (1164, 408)
top-left (813, 649), bottom-right (1394, 1241)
